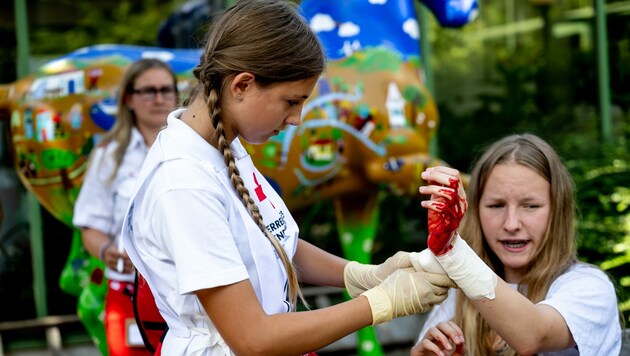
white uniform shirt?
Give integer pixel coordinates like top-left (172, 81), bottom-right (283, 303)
top-left (417, 263), bottom-right (622, 356)
top-left (73, 127), bottom-right (148, 282)
top-left (122, 110), bottom-right (299, 355)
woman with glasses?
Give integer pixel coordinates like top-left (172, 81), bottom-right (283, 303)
top-left (73, 58), bottom-right (178, 356)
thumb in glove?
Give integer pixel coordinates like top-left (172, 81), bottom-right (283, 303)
top-left (343, 251), bottom-right (412, 298)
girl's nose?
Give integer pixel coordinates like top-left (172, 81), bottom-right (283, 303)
top-left (286, 107), bottom-right (303, 126)
top-left (503, 207), bottom-right (521, 231)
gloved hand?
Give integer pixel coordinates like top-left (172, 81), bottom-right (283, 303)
top-left (343, 251), bottom-right (412, 298)
top-left (361, 267), bottom-right (455, 325)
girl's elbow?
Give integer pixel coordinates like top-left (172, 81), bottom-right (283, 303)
top-left (511, 343), bottom-right (539, 356)
top-left (228, 336), bottom-right (276, 356)
top-left (510, 334), bottom-right (554, 356)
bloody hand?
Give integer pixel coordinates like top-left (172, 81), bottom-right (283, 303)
top-left (420, 168), bottom-right (467, 256)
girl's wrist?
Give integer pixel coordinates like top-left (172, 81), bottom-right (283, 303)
top-left (99, 240), bottom-right (114, 261)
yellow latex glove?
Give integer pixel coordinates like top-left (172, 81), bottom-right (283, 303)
top-left (361, 267), bottom-right (454, 325)
top-left (343, 251), bottom-right (412, 298)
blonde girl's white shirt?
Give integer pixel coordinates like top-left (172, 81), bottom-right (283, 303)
top-left (73, 127), bottom-right (148, 282)
top-left (417, 263), bottom-right (622, 356)
top-left (122, 109), bottom-right (299, 355)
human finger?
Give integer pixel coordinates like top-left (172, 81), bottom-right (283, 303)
top-left (411, 338), bottom-right (445, 355)
top-left (428, 166), bottom-right (460, 176)
top-left (435, 321), bottom-right (464, 347)
top-left (421, 167), bottom-right (460, 186)
top-left (418, 185), bottom-right (457, 200)
top-left (423, 326), bottom-right (454, 353)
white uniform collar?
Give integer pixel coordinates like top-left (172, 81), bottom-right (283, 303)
top-left (130, 126), bottom-right (149, 151)
top-left (163, 109), bottom-right (248, 165)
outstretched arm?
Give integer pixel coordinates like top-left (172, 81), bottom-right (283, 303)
top-left (196, 267), bottom-right (453, 355)
top-left (197, 281), bottom-right (372, 355)
top-left (414, 167), bottom-right (575, 354)
top-left (294, 239), bottom-right (415, 297)
top-left (293, 239), bottom-right (346, 287)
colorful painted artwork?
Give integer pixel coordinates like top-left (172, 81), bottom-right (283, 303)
top-left (0, 45), bottom-right (200, 225)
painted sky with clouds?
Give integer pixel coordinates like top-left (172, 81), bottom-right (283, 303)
top-left (300, 0), bottom-right (421, 60)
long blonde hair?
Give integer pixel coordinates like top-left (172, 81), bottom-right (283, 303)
top-left (454, 133), bottom-right (577, 355)
top-left (100, 58), bottom-right (177, 181)
top-left (188, 0), bottom-right (325, 310)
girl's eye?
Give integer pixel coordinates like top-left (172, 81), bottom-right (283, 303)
top-left (288, 100), bottom-right (300, 106)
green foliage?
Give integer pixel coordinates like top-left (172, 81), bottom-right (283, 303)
top-left (29, 0), bottom-right (184, 56)
top-left (567, 139), bottom-right (630, 317)
top-left (428, 1), bottom-right (630, 321)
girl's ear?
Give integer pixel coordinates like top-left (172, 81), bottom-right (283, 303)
top-left (230, 72), bottom-right (256, 98)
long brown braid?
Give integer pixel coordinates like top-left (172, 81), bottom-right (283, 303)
top-left (189, 0), bottom-right (325, 310)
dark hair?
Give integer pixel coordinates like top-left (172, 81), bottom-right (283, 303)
top-left (189, 0), bottom-right (325, 310)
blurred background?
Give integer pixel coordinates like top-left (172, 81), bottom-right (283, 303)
top-left (0, 0), bottom-right (628, 354)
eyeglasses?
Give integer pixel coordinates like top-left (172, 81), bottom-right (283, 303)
top-left (132, 86), bottom-right (177, 101)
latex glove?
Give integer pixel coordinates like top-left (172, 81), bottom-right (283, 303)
top-left (410, 249), bottom-right (445, 274)
top-left (361, 267), bottom-right (455, 325)
top-left (343, 251), bottom-right (412, 298)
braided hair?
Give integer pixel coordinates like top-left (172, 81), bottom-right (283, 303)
top-left (188, 0), bottom-right (325, 310)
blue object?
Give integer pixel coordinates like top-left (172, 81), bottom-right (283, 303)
top-left (421, 0), bottom-right (479, 28)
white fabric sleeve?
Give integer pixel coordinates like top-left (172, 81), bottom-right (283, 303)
top-left (537, 264), bottom-right (622, 355)
top-left (72, 147), bottom-right (114, 234)
top-left (151, 187), bottom-right (249, 295)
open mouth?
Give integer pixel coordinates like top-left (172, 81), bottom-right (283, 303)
top-left (501, 240), bottom-right (529, 249)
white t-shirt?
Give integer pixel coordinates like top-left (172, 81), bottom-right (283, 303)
top-left (417, 263), bottom-right (621, 356)
top-left (122, 109), bottom-right (299, 355)
top-left (73, 127), bottom-right (148, 282)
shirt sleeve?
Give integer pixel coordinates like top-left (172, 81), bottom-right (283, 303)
top-left (73, 147), bottom-right (115, 235)
top-left (151, 186), bottom-right (249, 295)
top-left (537, 264), bottom-right (622, 355)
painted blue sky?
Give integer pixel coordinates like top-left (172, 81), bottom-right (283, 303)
top-left (300, 0), bottom-right (421, 61)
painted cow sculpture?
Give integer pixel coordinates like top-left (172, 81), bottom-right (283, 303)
top-left (0, 0), bottom-right (477, 354)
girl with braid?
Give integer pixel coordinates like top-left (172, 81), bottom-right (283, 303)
top-left (121, 1), bottom-right (455, 355)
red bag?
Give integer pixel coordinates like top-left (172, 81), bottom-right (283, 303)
top-left (132, 273), bottom-right (168, 355)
